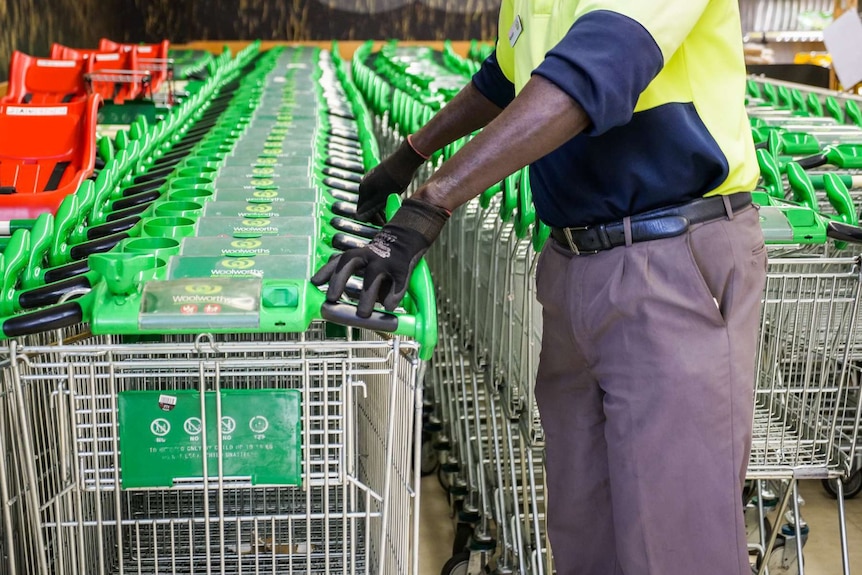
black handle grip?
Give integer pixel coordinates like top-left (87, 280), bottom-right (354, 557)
top-left (754, 141), bottom-right (769, 150)
top-left (330, 120), bottom-right (359, 133)
top-left (827, 221), bottom-right (862, 244)
top-left (133, 165), bottom-right (177, 184)
top-left (323, 177), bottom-right (360, 194)
top-left (328, 142), bottom-right (363, 157)
top-left (153, 146), bottom-right (195, 167)
top-left (87, 215), bottom-right (142, 239)
top-left (323, 167), bottom-right (363, 184)
top-left (151, 153), bottom-right (187, 171)
top-left (327, 135), bottom-right (362, 150)
top-left (327, 189), bottom-right (359, 204)
top-left (327, 107), bottom-right (356, 120)
top-left (185, 124), bottom-right (218, 138)
top-left (111, 189), bottom-right (161, 211)
top-left (18, 276), bottom-right (92, 309)
top-left (796, 153), bottom-right (828, 170)
top-left (328, 149), bottom-right (363, 163)
top-left (332, 233), bottom-right (369, 251)
top-left (320, 302), bottom-right (398, 332)
top-left (330, 201), bottom-right (358, 218)
top-left (69, 232), bottom-right (128, 260)
top-left (3, 302), bottom-right (84, 338)
top-left (328, 127), bottom-right (360, 141)
top-left (43, 260), bottom-right (90, 283)
top-left (343, 277), bottom-right (364, 300)
top-left (105, 204), bottom-right (150, 222)
top-left (325, 156), bottom-right (365, 174)
top-left (120, 179), bottom-right (167, 197)
top-left (169, 135), bottom-right (204, 149)
top-left (330, 217), bottom-right (379, 239)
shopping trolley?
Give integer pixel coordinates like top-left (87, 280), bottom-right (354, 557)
top-left (0, 40), bottom-right (432, 575)
top-left (3, 329), bottom-right (423, 575)
top-left (746, 228), bottom-right (862, 575)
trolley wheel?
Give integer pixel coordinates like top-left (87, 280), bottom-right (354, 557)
top-left (453, 522), bottom-right (473, 554)
top-left (440, 552), bottom-right (471, 575)
top-left (438, 465), bottom-right (451, 492)
top-left (821, 469), bottom-right (862, 499)
top-left (746, 513), bottom-right (773, 545)
top-left (765, 540), bottom-right (802, 575)
top-left (421, 435), bottom-right (438, 476)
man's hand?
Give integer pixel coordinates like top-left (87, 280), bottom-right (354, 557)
top-left (311, 198), bottom-right (449, 317)
top-left (356, 139), bottom-right (428, 225)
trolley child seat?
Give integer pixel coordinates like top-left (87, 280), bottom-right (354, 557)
top-left (0, 94), bottom-right (100, 220)
top-left (2, 51), bottom-right (88, 105)
top-left (99, 39), bottom-right (172, 94)
top-left (50, 44), bottom-right (151, 105)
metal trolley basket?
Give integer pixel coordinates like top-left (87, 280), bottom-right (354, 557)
top-left (748, 252), bottom-right (862, 575)
top-left (2, 328), bottom-right (424, 575)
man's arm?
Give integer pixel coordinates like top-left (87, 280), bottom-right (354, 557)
top-left (413, 74), bottom-right (590, 211)
top-left (409, 81), bottom-right (506, 157)
top-left (312, 75), bottom-right (590, 317)
top-left (354, 53), bottom-right (512, 224)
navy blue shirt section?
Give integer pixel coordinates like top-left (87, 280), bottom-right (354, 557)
top-left (470, 10), bottom-right (731, 227)
top-left (531, 103), bottom-right (729, 228)
top-left (532, 11), bottom-right (663, 136)
top-left (471, 50), bottom-right (516, 110)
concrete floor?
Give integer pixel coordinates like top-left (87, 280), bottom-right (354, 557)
top-left (418, 477), bottom-right (862, 575)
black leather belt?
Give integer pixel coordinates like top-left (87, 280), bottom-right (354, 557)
top-left (550, 192), bottom-right (752, 255)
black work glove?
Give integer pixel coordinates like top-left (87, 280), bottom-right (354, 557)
top-left (356, 139), bottom-right (428, 225)
top-left (311, 198), bottom-right (449, 318)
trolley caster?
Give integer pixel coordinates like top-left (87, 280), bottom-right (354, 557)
top-left (821, 469), bottom-right (862, 499)
top-left (441, 552), bottom-right (470, 575)
top-left (764, 541), bottom-right (805, 575)
top-left (438, 465), bottom-right (451, 491)
top-left (458, 503), bottom-right (481, 524)
top-left (453, 522), bottom-right (473, 554)
top-left (753, 524), bottom-right (809, 575)
top-left (449, 476), bottom-right (470, 497)
top-left (420, 433), bottom-right (439, 476)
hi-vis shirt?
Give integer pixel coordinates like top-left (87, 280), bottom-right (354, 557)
top-left (471, 0), bottom-right (758, 228)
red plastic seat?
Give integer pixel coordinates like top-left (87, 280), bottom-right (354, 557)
top-left (2, 51), bottom-right (88, 105)
top-left (50, 44), bottom-right (151, 104)
top-left (0, 94), bottom-right (100, 220)
top-left (99, 39), bottom-right (171, 94)
top-left (49, 44), bottom-right (109, 61)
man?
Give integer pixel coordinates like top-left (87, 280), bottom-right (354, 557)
top-left (312, 1), bottom-right (767, 573)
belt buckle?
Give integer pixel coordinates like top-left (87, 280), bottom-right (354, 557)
top-left (562, 226), bottom-right (593, 255)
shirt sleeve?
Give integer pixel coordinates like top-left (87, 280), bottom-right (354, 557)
top-left (471, 50), bottom-right (517, 110)
top-left (532, 10), bottom-right (664, 135)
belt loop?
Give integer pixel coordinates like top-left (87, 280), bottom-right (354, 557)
top-left (623, 216), bottom-right (633, 247)
top-left (563, 227), bottom-right (580, 255)
top-left (722, 195), bottom-right (734, 221)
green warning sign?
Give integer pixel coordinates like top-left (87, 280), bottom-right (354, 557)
top-left (118, 389), bottom-right (302, 488)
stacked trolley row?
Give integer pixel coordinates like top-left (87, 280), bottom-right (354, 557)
top-left (0, 41), bottom-right (438, 575)
top-left (747, 75), bottom-right (862, 504)
top-left (0, 45), bottom-right (242, 340)
top-left (353, 41), bottom-right (552, 575)
top-left (355, 42), bottom-right (862, 575)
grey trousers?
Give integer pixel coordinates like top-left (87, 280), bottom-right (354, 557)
top-left (534, 204), bottom-right (767, 575)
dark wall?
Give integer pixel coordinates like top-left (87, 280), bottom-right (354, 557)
top-left (121, 0), bottom-right (498, 44)
top-left (0, 1), bottom-right (498, 82)
top-left (0, 0), bottom-right (126, 81)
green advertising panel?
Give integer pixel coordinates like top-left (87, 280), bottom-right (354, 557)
top-left (118, 389), bottom-right (302, 488)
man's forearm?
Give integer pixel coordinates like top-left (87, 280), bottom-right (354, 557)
top-left (410, 82), bottom-right (506, 156)
top-left (412, 75), bottom-right (591, 212)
